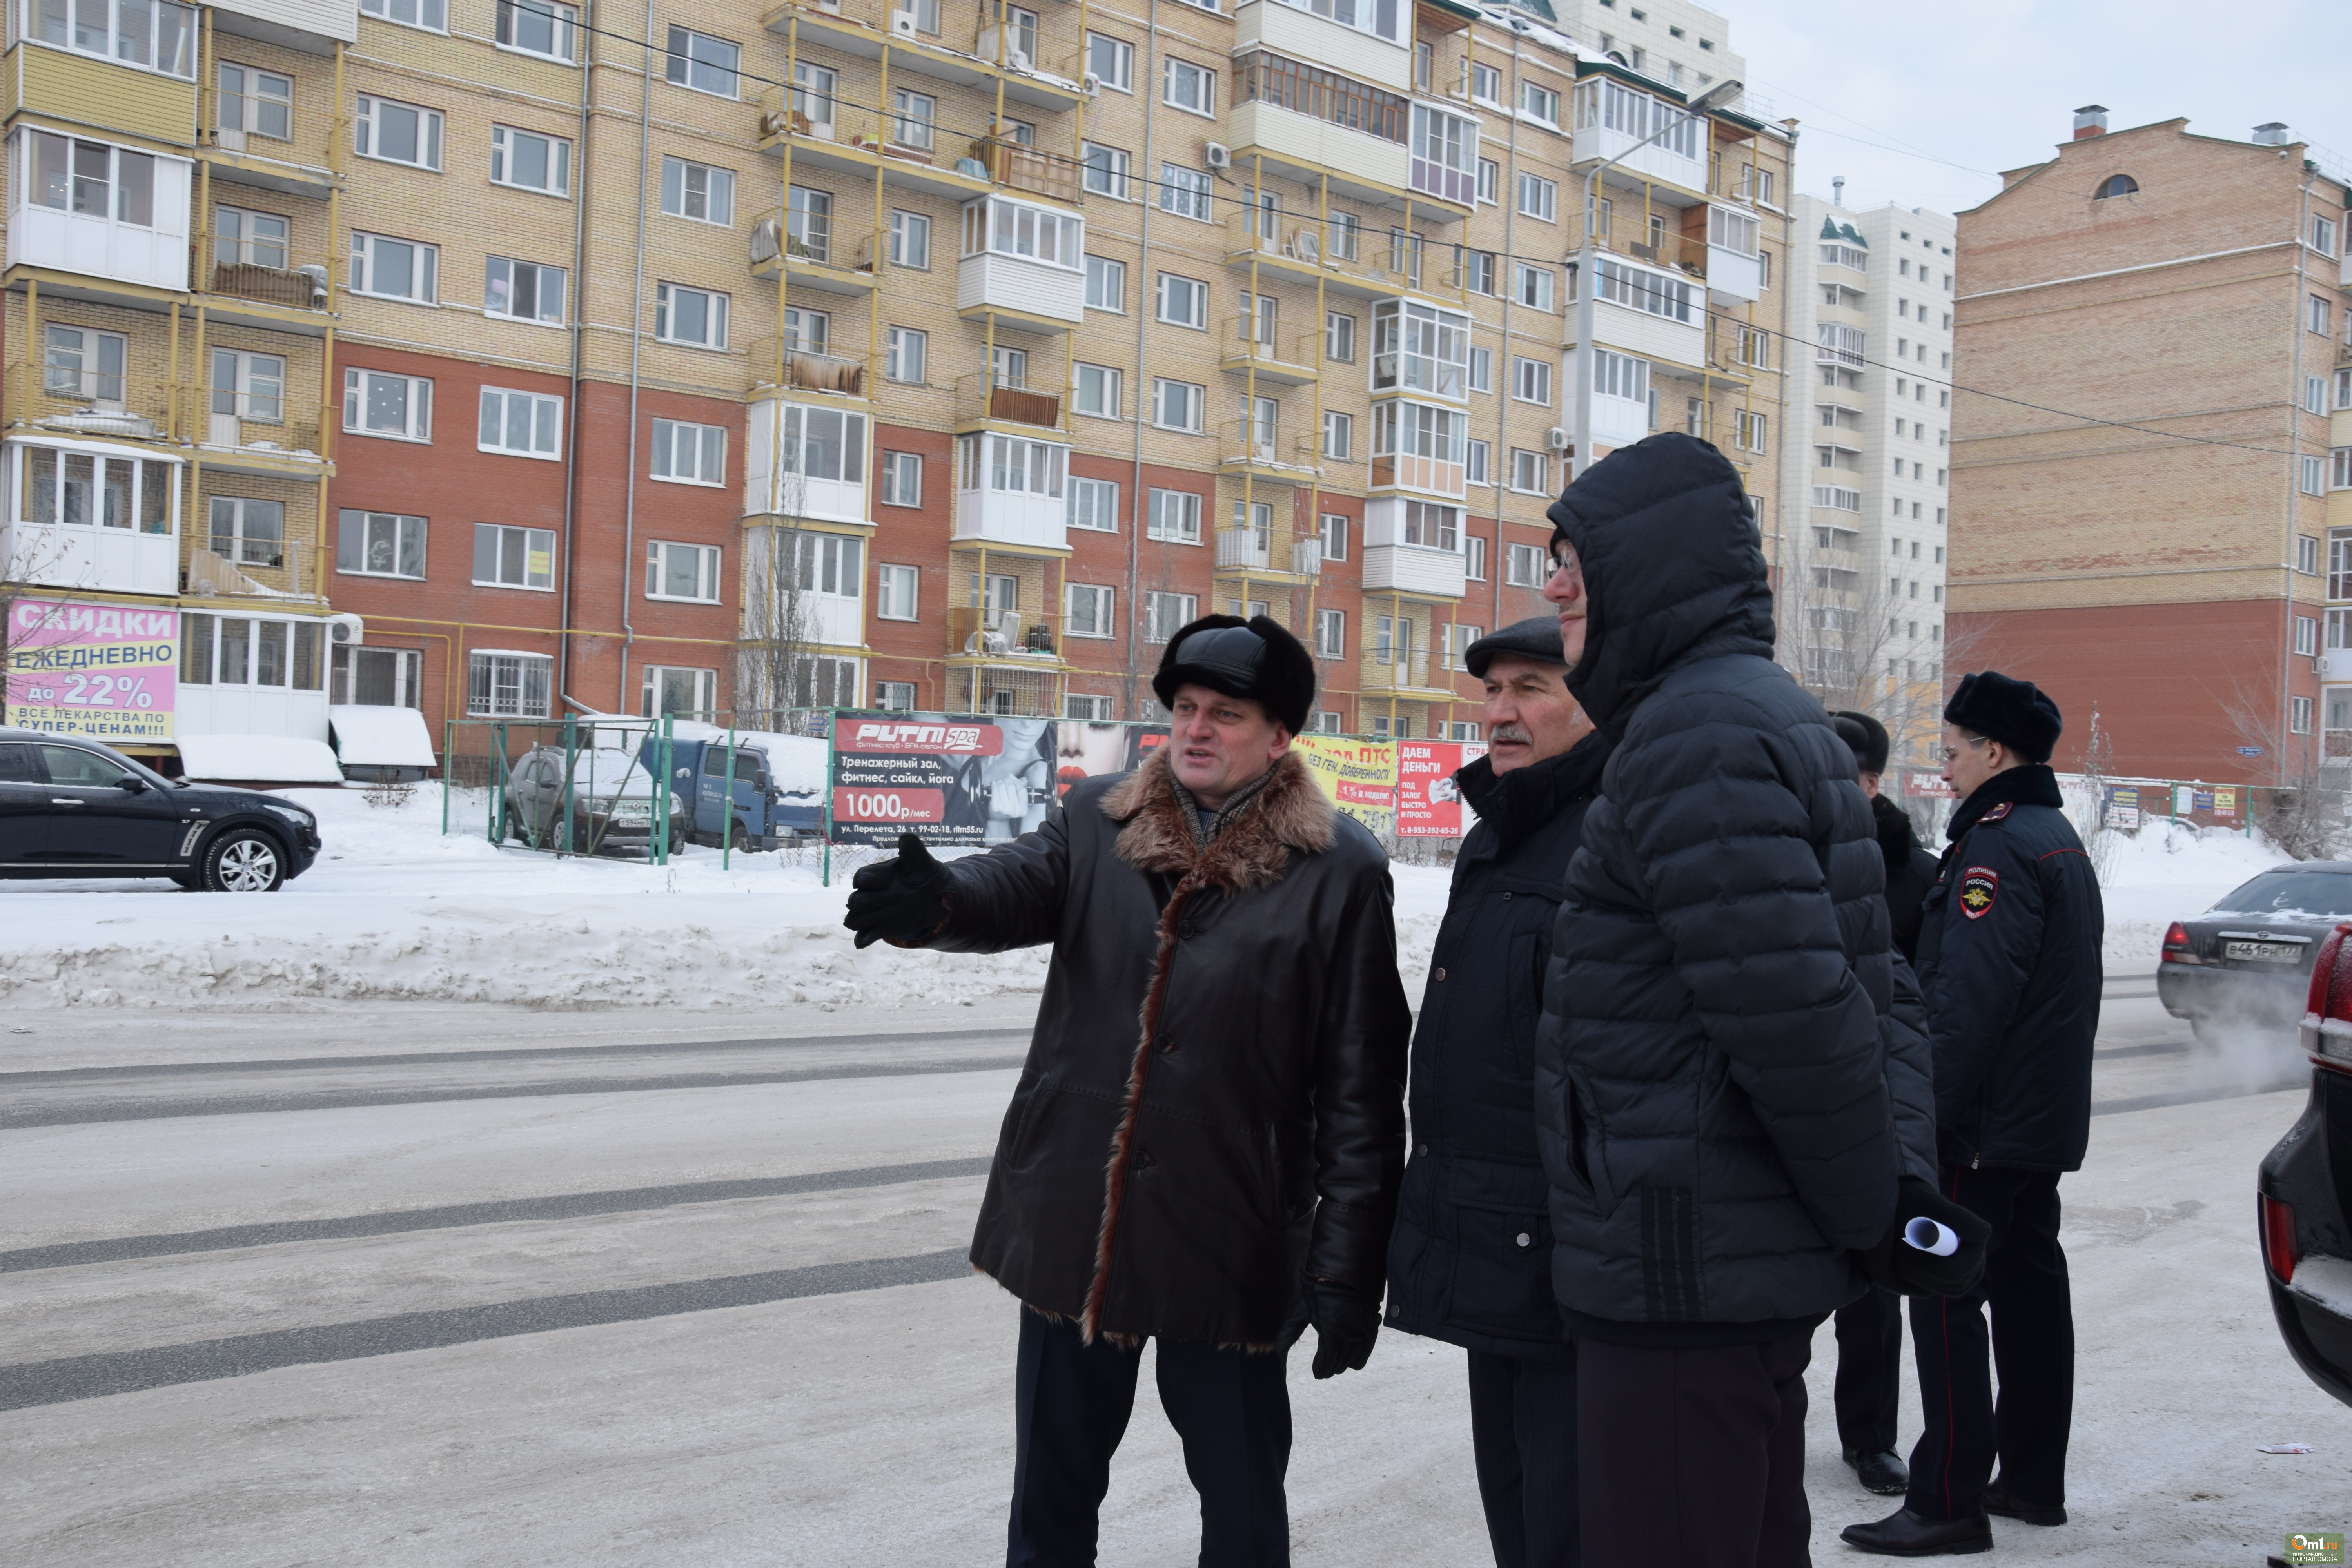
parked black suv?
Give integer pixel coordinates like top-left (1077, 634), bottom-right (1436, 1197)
top-left (0, 727), bottom-right (321, 891)
top-left (2259, 922), bottom-right (2352, 1408)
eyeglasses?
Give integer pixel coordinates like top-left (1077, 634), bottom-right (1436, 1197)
top-left (1938, 737), bottom-right (1989, 763)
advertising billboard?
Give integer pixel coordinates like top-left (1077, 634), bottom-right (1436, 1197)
top-left (3, 597), bottom-right (177, 743)
top-left (828, 713), bottom-right (1165, 846)
top-left (1396, 740), bottom-right (1486, 837)
top-left (1292, 734), bottom-right (1399, 837)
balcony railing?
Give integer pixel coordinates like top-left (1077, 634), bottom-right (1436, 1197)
top-left (204, 92), bottom-right (338, 180)
top-left (1215, 526), bottom-right (1324, 578)
top-left (1223, 216), bottom-right (1474, 306)
top-left (1566, 214), bottom-right (1708, 279)
top-left (948, 605), bottom-right (1063, 660)
top-left (970, 136), bottom-right (1081, 203)
top-left (1220, 415), bottom-right (1320, 480)
top-left (957, 372), bottom-right (1061, 428)
top-left (1362, 647), bottom-right (1437, 693)
top-left (200, 390), bottom-right (327, 463)
top-left (200, 240), bottom-right (332, 310)
top-left (1225, 321), bottom-right (1321, 379)
top-left (185, 539), bottom-right (324, 603)
top-left (749, 339), bottom-right (867, 397)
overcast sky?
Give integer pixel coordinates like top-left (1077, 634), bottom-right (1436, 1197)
top-left (1720, 0), bottom-right (2352, 220)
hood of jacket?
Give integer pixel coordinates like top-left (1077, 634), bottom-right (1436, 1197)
top-left (1546, 432), bottom-right (1775, 740)
top-left (1456, 730), bottom-right (1611, 852)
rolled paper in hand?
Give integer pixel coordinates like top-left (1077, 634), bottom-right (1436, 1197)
top-left (1903, 1216), bottom-right (1961, 1257)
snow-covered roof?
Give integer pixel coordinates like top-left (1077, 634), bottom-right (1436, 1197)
top-left (329, 705), bottom-right (437, 768)
top-left (176, 733), bottom-right (345, 783)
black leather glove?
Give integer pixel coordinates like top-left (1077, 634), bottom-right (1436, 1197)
top-left (1860, 1176), bottom-right (1992, 1298)
top-left (1278, 1277), bottom-right (1381, 1379)
top-left (843, 833), bottom-right (951, 950)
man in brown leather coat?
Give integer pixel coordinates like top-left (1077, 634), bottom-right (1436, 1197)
top-left (845, 613), bottom-right (1410, 1568)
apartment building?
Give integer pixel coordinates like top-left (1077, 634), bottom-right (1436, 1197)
top-left (1951, 109), bottom-right (2352, 785)
top-left (2, 0), bottom-right (1796, 766)
top-left (1777, 189), bottom-right (1955, 769)
top-left (1544, 0), bottom-right (1740, 102)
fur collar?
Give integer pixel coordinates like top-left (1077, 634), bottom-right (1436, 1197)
top-left (1102, 748), bottom-right (1334, 892)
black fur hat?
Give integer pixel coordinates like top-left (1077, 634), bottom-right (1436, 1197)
top-left (1152, 615), bottom-right (1318, 735)
top-left (1831, 709), bottom-right (1891, 776)
top-left (1943, 671), bottom-right (2062, 764)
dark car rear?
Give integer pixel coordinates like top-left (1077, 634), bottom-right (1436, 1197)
top-left (2158, 864), bottom-right (2352, 1042)
top-left (2258, 924), bottom-right (2352, 1408)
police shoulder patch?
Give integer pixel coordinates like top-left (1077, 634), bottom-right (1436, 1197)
top-left (1958, 865), bottom-right (2000, 920)
top-left (1982, 801), bottom-right (2014, 822)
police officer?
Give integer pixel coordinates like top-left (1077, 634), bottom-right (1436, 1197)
top-left (1842, 671), bottom-right (2105, 1557)
top-left (1385, 616), bottom-right (1608, 1568)
top-left (1827, 709), bottom-right (1945, 1499)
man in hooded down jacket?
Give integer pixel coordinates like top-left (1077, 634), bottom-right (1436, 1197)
top-left (1531, 432), bottom-right (1939, 1568)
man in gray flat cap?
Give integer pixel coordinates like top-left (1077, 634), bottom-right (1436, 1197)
top-left (1385, 615), bottom-right (1610, 1568)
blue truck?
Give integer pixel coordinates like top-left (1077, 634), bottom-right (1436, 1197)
top-left (640, 735), bottom-right (825, 850)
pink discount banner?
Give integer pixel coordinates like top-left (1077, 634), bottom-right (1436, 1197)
top-left (1396, 740), bottom-right (1486, 837)
top-left (4, 597), bottom-right (177, 742)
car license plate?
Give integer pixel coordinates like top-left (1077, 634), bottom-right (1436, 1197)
top-left (610, 802), bottom-right (652, 820)
top-left (2224, 940), bottom-right (2303, 963)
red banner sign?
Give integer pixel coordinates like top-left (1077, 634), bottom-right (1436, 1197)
top-left (1396, 741), bottom-right (1487, 837)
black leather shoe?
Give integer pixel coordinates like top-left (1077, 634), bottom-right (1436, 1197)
top-left (1844, 1447), bottom-right (1910, 1495)
top-left (1840, 1508), bottom-right (1994, 1556)
top-left (1982, 1482), bottom-right (2067, 1526)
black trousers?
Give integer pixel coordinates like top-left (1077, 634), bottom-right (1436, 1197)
top-left (1905, 1166), bottom-right (2073, 1521)
top-left (1006, 1308), bottom-right (1293, 1568)
top-left (1833, 1286), bottom-right (1905, 1455)
top-left (1577, 1333), bottom-right (1813, 1568)
top-left (1467, 1349), bottom-right (1581, 1568)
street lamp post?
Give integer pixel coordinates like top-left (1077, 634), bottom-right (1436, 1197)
top-left (1571, 77), bottom-right (1744, 481)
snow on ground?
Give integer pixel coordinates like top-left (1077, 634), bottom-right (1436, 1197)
top-left (0, 782), bottom-right (2279, 1010)
top-left (0, 786), bottom-right (1455, 1013)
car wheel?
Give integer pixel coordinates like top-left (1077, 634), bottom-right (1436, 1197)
top-left (168, 871), bottom-right (201, 891)
top-left (726, 819), bottom-right (750, 853)
top-left (203, 829), bottom-right (286, 893)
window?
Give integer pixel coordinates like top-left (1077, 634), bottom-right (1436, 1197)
top-left (41, 0), bottom-right (194, 74)
top-left (208, 497), bottom-right (283, 567)
top-left (1160, 164), bottom-right (1214, 221)
top-left (2334, 448), bottom-right (2352, 491)
top-left (1465, 537), bottom-right (1487, 581)
top-left (1327, 212), bottom-right (1361, 261)
top-left (651, 418), bottom-right (725, 485)
top-left (468, 652), bottom-right (552, 717)
top-left (1084, 254), bottom-right (1126, 313)
top-left (1520, 81), bottom-right (1560, 126)
top-left (1066, 583), bottom-right (1116, 638)
top-left (876, 564), bottom-right (920, 620)
top-left (2312, 214), bottom-right (2340, 258)
top-left (660, 158), bottom-right (735, 227)
top-left (1514, 263), bottom-right (1555, 311)
top-left (891, 89), bottom-right (936, 151)
top-left (1069, 476), bottom-right (1119, 532)
top-left (24, 136), bottom-right (154, 226)
top-left (954, 432), bottom-right (1063, 499)
top-left (217, 64), bottom-right (292, 142)
top-left (2307, 376), bottom-right (2329, 416)
top-left (1513, 356), bottom-right (1552, 405)
top-left (1153, 379), bottom-right (1205, 433)
top-left (487, 124), bottom-right (572, 197)
top-left (474, 524), bottom-right (555, 590)
top-left (1148, 489), bottom-right (1203, 543)
top-left (361, 0), bottom-right (445, 31)
top-left (878, 451), bottom-right (922, 508)
top-left (785, 187), bottom-right (833, 263)
top-left (2298, 615), bottom-right (2319, 657)
top-left (1468, 347), bottom-right (1493, 395)
top-left (213, 204), bottom-right (288, 271)
top-left (1156, 272), bottom-right (1209, 328)
top-left (655, 283), bottom-right (728, 349)
top-left (1505, 541), bottom-right (1544, 586)
top-left (1708, 205), bottom-right (1759, 257)
top-left (1597, 258), bottom-right (1696, 322)
top-left (485, 256), bottom-right (566, 323)
top-left (1465, 438), bottom-right (1490, 486)
top-left (644, 540), bottom-right (722, 602)
top-left (332, 646), bottom-right (422, 708)
top-left (2303, 456), bottom-right (2328, 498)
top-left (350, 232), bottom-right (438, 302)
top-left (1517, 172), bottom-right (1557, 221)
top-left (1735, 408), bottom-right (1768, 453)
top-left (343, 367), bottom-right (432, 441)
top-left (181, 615), bottom-right (321, 689)
top-left (44, 326), bottom-right (126, 405)
top-left (785, 532), bottom-right (863, 599)
top-left (639, 666), bottom-right (717, 720)
top-left (1470, 61), bottom-right (1502, 104)
top-left (1327, 311), bottom-right (1357, 363)
top-left (1510, 448), bottom-right (1548, 494)
top-left (1323, 410), bottom-right (1353, 460)
top-left (2312, 295), bottom-right (2334, 336)
top-left (1399, 501), bottom-right (1460, 550)
top-left (2293, 695), bottom-right (2315, 736)
top-left (963, 196), bottom-right (1082, 269)
top-left (1081, 142), bottom-right (1130, 199)
top-left (1461, 251), bottom-right (1497, 296)
top-left (2093, 173), bottom-right (2137, 200)
top-left (1144, 591), bottom-right (1198, 642)
top-left (337, 510), bottom-right (426, 579)
top-left (476, 387), bottom-right (562, 460)
top-left (1163, 57), bottom-right (1215, 115)
top-left (1087, 31), bottom-right (1134, 92)
top-left (496, 0), bottom-right (576, 60)
top-left (1073, 363), bottom-right (1122, 420)
top-left (355, 95), bottom-right (443, 170)
top-left (1312, 608), bottom-right (1346, 659)
top-left (886, 326), bottom-right (928, 384)
top-left (1321, 513), bottom-right (1348, 561)
top-left (889, 210), bottom-right (931, 269)
top-left (665, 27), bottom-right (740, 98)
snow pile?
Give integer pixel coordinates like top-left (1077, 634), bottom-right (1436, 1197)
top-left (0, 786), bottom-right (1454, 1012)
top-left (2094, 822), bottom-right (2285, 973)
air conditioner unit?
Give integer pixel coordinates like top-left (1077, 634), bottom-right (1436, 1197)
top-left (1081, 71), bottom-right (1102, 96)
top-left (889, 12), bottom-right (918, 36)
top-left (1203, 142), bottom-right (1230, 171)
top-left (328, 612), bottom-right (365, 648)
top-left (1545, 427), bottom-right (1572, 452)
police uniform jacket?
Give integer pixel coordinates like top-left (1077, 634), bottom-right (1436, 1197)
top-left (1915, 763), bottom-right (2105, 1172)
